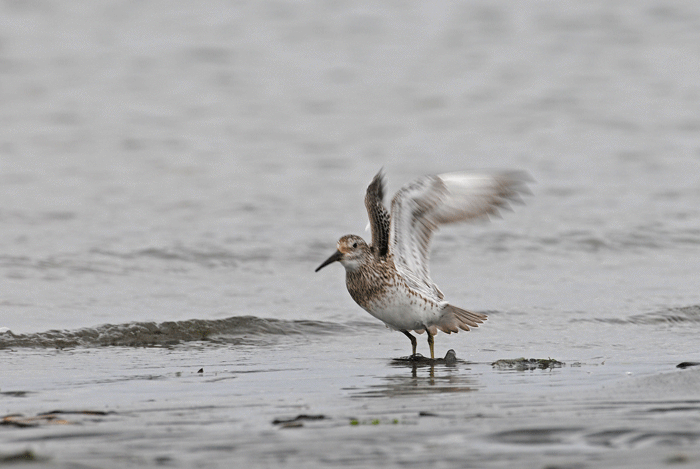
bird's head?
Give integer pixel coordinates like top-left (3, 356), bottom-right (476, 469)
top-left (315, 235), bottom-right (369, 273)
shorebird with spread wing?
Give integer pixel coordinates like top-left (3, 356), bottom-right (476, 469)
top-left (315, 170), bottom-right (529, 359)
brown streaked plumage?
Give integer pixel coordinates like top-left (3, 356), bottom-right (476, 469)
top-left (316, 169), bottom-right (530, 359)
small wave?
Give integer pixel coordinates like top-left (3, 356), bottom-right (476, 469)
top-left (92, 245), bottom-right (264, 268)
top-left (538, 227), bottom-right (700, 253)
top-left (575, 305), bottom-right (700, 325)
top-left (0, 316), bottom-right (354, 349)
top-left (437, 225), bottom-right (699, 256)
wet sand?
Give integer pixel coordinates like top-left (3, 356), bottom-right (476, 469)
top-left (3, 321), bottom-right (700, 468)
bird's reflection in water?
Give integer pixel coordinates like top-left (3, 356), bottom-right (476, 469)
top-left (351, 350), bottom-right (479, 398)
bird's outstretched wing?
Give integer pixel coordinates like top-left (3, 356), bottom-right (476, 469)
top-left (364, 170), bottom-right (391, 257)
top-left (389, 171), bottom-right (530, 297)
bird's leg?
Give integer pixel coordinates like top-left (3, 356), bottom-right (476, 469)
top-left (401, 330), bottom-right (417, 356)
top-left (427, 331), bottom-right (435, 360)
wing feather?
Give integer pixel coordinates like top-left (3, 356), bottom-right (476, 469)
top-left (364, 170), bottom-right (391, 257)
top-left (389, 171), bottom-right (530, 297)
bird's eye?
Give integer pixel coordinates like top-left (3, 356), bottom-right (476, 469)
top-left (352, 242), bottom-right (358, 248)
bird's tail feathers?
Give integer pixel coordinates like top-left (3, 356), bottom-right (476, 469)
top-left (435, 304), bottom-right (487, 334)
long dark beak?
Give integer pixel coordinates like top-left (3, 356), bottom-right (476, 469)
top-left (315, 250), bottom-right (343, 272)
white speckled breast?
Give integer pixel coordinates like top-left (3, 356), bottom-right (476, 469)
top-left (360, 282), bottom-right (444, 331)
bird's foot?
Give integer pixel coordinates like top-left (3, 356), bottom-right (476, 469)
top-left (393, 350), bottom-right (457, 365)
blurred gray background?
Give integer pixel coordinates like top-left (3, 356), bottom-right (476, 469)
top-left (1, 1), bottom-right (699, 332)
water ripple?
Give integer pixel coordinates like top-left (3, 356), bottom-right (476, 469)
top-left (0, 316), bottom-right (354, 349)
top-left (574, 305), bottom-right (700, 325)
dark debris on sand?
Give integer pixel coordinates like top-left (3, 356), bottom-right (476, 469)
top-left (272, 414), bottom-right (327, 428)
top-left (0, 450), bottom-right (46, 463)
top-left (1, 410), bottom-right (114, 428)
top-left (491, 358), bottom-right (564, 370)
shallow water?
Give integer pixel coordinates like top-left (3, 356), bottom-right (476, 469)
top-left (2, 0), bottom-right (700, 467)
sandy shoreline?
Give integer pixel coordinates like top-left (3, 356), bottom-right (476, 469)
top-left (2, 331), bottom-right (699, 468)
